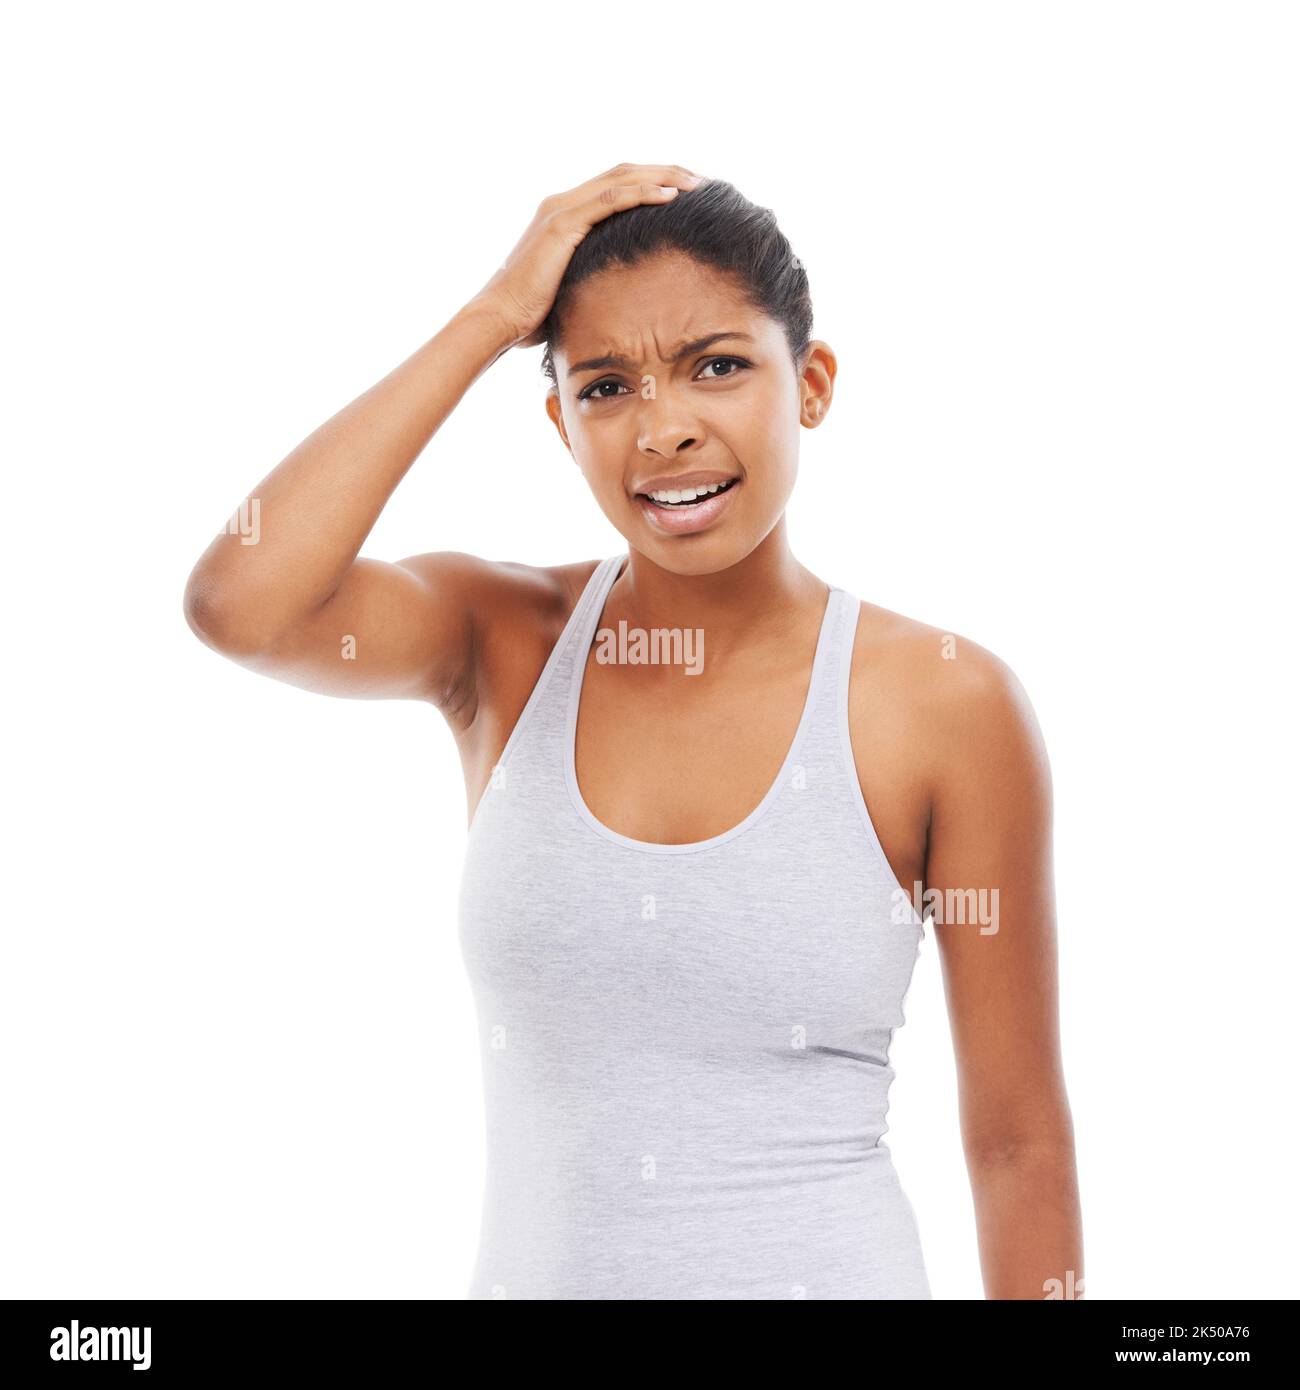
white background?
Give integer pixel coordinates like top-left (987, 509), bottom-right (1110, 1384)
top-left (3, 1), bottom-right (1296, 1299)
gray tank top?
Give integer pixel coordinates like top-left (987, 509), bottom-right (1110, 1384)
top-left (458, 554), bottom-right (931, 1299)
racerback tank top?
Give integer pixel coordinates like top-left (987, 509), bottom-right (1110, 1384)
top-left (458, 554), bottom-right (931, 1299)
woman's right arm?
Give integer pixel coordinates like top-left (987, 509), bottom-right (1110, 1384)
top-left (182, 298), bottom-right (517, 711)
top-left (183, 163), bottom-right (701, 718)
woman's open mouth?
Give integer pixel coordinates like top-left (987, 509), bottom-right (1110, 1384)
top-left (635, 477), bottom-right (741, 535)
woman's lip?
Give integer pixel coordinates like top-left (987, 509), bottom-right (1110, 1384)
top-left (635, 480), bottom-right (741, 535)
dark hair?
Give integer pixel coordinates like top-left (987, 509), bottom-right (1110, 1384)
top-left (539, 177), bottom-right (813, 387)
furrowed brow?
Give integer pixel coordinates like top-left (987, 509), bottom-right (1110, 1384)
top-left (566, 332), bottom-right (755, 378)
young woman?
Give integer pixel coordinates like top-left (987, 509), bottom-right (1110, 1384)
top-left (184, 164), bottom-right (1082, 1300)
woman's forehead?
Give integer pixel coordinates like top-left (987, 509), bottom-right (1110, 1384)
top-left (558, 269), bottom-right (771, 366)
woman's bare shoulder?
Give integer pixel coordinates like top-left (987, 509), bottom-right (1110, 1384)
top-left (850, 597), bottom-right (1019, 695)
top-left (847, 597), bottom-right (1047, 790)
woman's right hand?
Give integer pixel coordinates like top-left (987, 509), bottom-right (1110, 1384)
top-left (472, 163), bottom-right (704, 349)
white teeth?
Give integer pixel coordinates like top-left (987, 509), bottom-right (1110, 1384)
top-left (646, 480), bottom-right (732, 504)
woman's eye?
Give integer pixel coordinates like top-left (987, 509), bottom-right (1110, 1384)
top-left (697, 356), bottom-right (751, 380)
top-left (577, 379), bottom-right (630, 402)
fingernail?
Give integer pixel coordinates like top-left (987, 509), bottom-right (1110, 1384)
top-left (659, 186), bottom-right (679, 196)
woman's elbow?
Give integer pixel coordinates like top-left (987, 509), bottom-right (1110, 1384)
top-left (182, 567), bottom-right (271, 657)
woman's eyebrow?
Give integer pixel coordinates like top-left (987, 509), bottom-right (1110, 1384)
top-left (566, 331), bottom-right (755, 377)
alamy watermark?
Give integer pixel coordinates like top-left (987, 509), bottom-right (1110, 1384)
top-left (892, 881), bottom-right (999, 934)
top-left (223, 496), bottom-right (260, 545)
top-left (594, 620), bottom-right (704, 675)
top-left (50, 1320), bottom-right (151, 1369)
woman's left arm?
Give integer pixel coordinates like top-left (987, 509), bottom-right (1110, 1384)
top-left (922, 642), bottom-right (1083, 1299)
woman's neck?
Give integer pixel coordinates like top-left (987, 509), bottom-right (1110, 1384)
top-left (607, 521), bottom-right (828, 662)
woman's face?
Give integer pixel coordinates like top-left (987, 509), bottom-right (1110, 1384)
top-left (545, 251), bottom-right (833, 576)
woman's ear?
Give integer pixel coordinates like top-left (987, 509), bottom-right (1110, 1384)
top-left (800, 340), bottom-right (836, 427)
top-left (544, 388), bottom-right (574, 458)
